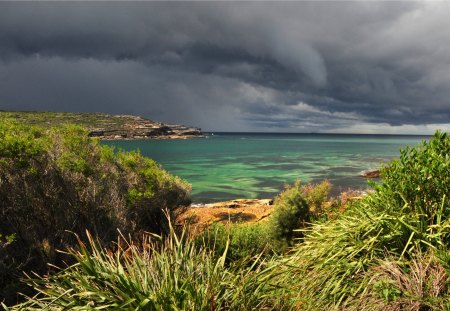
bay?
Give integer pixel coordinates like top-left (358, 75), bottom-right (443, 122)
top-left (103, 133), bottom-right (428, 203)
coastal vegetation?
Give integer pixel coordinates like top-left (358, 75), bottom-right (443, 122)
top-left (0, 111), bottom-right (134, 129)
top-left (0, 118), bottom-right (191, 304)
top-left (200, 180), bottom-right (333, 261)
top-left (1, 114), bottom-right (449, 310)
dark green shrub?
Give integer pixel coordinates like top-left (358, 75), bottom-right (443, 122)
top-left (0, 119), bottom-right (191, 305)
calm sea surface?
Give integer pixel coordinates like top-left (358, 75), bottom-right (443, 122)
top-left (103, 133), bottom-right (429, 203)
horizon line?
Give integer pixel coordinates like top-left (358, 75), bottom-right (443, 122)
top-left (203, 131), bottom-right (432, 136)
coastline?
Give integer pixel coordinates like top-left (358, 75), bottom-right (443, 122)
top-left (178, 198), bottom-right (274, 229)
top-left (178, 188), bottom-right (372, 229)
top-left (99, 134), bottom-right (208, 141)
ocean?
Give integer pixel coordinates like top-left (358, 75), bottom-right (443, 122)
top-left (103, 133), bottom-right (429, 203)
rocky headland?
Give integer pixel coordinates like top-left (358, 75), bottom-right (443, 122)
top-left (0, 111), bottom-right (205, 140)
top-left (88, 114), bottom-right (205, 140)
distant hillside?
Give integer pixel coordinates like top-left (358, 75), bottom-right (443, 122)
top-left (0, 111), bottom-right (204, 139)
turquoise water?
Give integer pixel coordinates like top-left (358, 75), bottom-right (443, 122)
top-left (103, 133), bottom-right (428, 203)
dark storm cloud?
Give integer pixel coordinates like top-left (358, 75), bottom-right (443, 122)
top-left (0, 1), bottom-right (449, 132)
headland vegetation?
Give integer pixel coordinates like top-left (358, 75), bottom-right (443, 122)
top-left (1, 112), bottom-right (449, 310)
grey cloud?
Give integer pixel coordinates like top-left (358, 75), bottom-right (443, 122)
top-left (0, 2), bottom-right (449, 132)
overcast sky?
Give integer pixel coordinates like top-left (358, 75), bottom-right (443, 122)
top-left (1, 1), bottom-right (450, 133)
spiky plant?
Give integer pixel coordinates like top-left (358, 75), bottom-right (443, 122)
top-left (8, 221), bottom-right (277, 311)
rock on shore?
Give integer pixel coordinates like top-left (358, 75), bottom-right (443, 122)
top-left (177, 199), bottom-right (274, 230)
top-left (359, 169), bottom-right (380, 178)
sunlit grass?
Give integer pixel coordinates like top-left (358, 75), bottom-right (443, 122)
top-left (9, 221), bottom-right (277, 311)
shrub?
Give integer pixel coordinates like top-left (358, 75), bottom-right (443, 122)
top-left (268, 180), bottom-right (331, 247)
top-left (195, 181), bottom-right (332, 262)
top-left (0, 119), bottom-right (191, 305)
top-left (303, 179), bottom-right (332, 216)
top-left (366, 130), bottom-right (450, 252)
top-left (9, 223), bottom-right (275, 311)
top-left (376, 130), bottom-right (450, 217)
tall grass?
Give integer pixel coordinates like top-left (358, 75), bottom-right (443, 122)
top-left (263, 131), bottom-right (450, 310)
top-left (199, 222), bottom-right (272, 262)
top-left (353, 252), bottom-right (450, 311)
top-left (9, 221), bottom-right (277, 310)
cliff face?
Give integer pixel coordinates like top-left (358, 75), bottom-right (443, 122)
top-left (88, 115), bottom-right (204, 140)
top-left (0, 111), bottom-right (204, 140)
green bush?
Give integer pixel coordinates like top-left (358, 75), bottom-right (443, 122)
top-left (199, 180), bottom-right (332, 262)
top-left (269, 180), bottom-right (331, 247)
top-left (9, 223), bottom-right (275, 311)
top-left (366, 130), bottom-right (450, 252)
top-left (377, 130), bottom-right (450, 217)
top-left (0, 118), bottom-right (191, 305)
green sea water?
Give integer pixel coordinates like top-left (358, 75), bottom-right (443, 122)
top-left (103, 133), bottom-right (428, 203)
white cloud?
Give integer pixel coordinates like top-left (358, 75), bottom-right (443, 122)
top-left (324, 123), bottom-right (450, 135)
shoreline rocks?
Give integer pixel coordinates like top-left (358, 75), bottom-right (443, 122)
top-left (358, 169), bottom-right (380, 178)
top-left (178, 189), bottom-right (375, 230)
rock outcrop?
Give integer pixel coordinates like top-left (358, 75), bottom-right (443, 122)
top-left (359, 169), bottom-right (380, 178)
top-left (177, 199), bottom-right (274, 231)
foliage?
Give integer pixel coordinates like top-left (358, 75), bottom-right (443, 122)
top-left (363, 131), bottom-right (450, 254)
top-left (302, 179), bottom-right (332, 216)
top-left (3, 121), bottom-right (449, 310)
top-left (0, 111), bottom-right (133, 130)
top-left (269, 180), bottom-right (331, 247)
top-left (376, 130), bottom-right (450, 218)
top-left (266, 205), bottom-right (404, 309)
top-left (264, 131), bottom-right (450, 309)
top-left (199, 222), bottom-right (272, 262)
top-left (0, 118), bottom-right (191, 305)
top-left (198, 180), bottom-right (332, 262)
top-left (9, 223), bottom-right (276, 311)
top-left (198, 180), bottom-right (332, 263)
top-left (353, 251), bottom-right (450, 311)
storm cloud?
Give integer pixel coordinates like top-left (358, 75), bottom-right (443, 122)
top-left (1, 1), bottom-right (450, 133)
